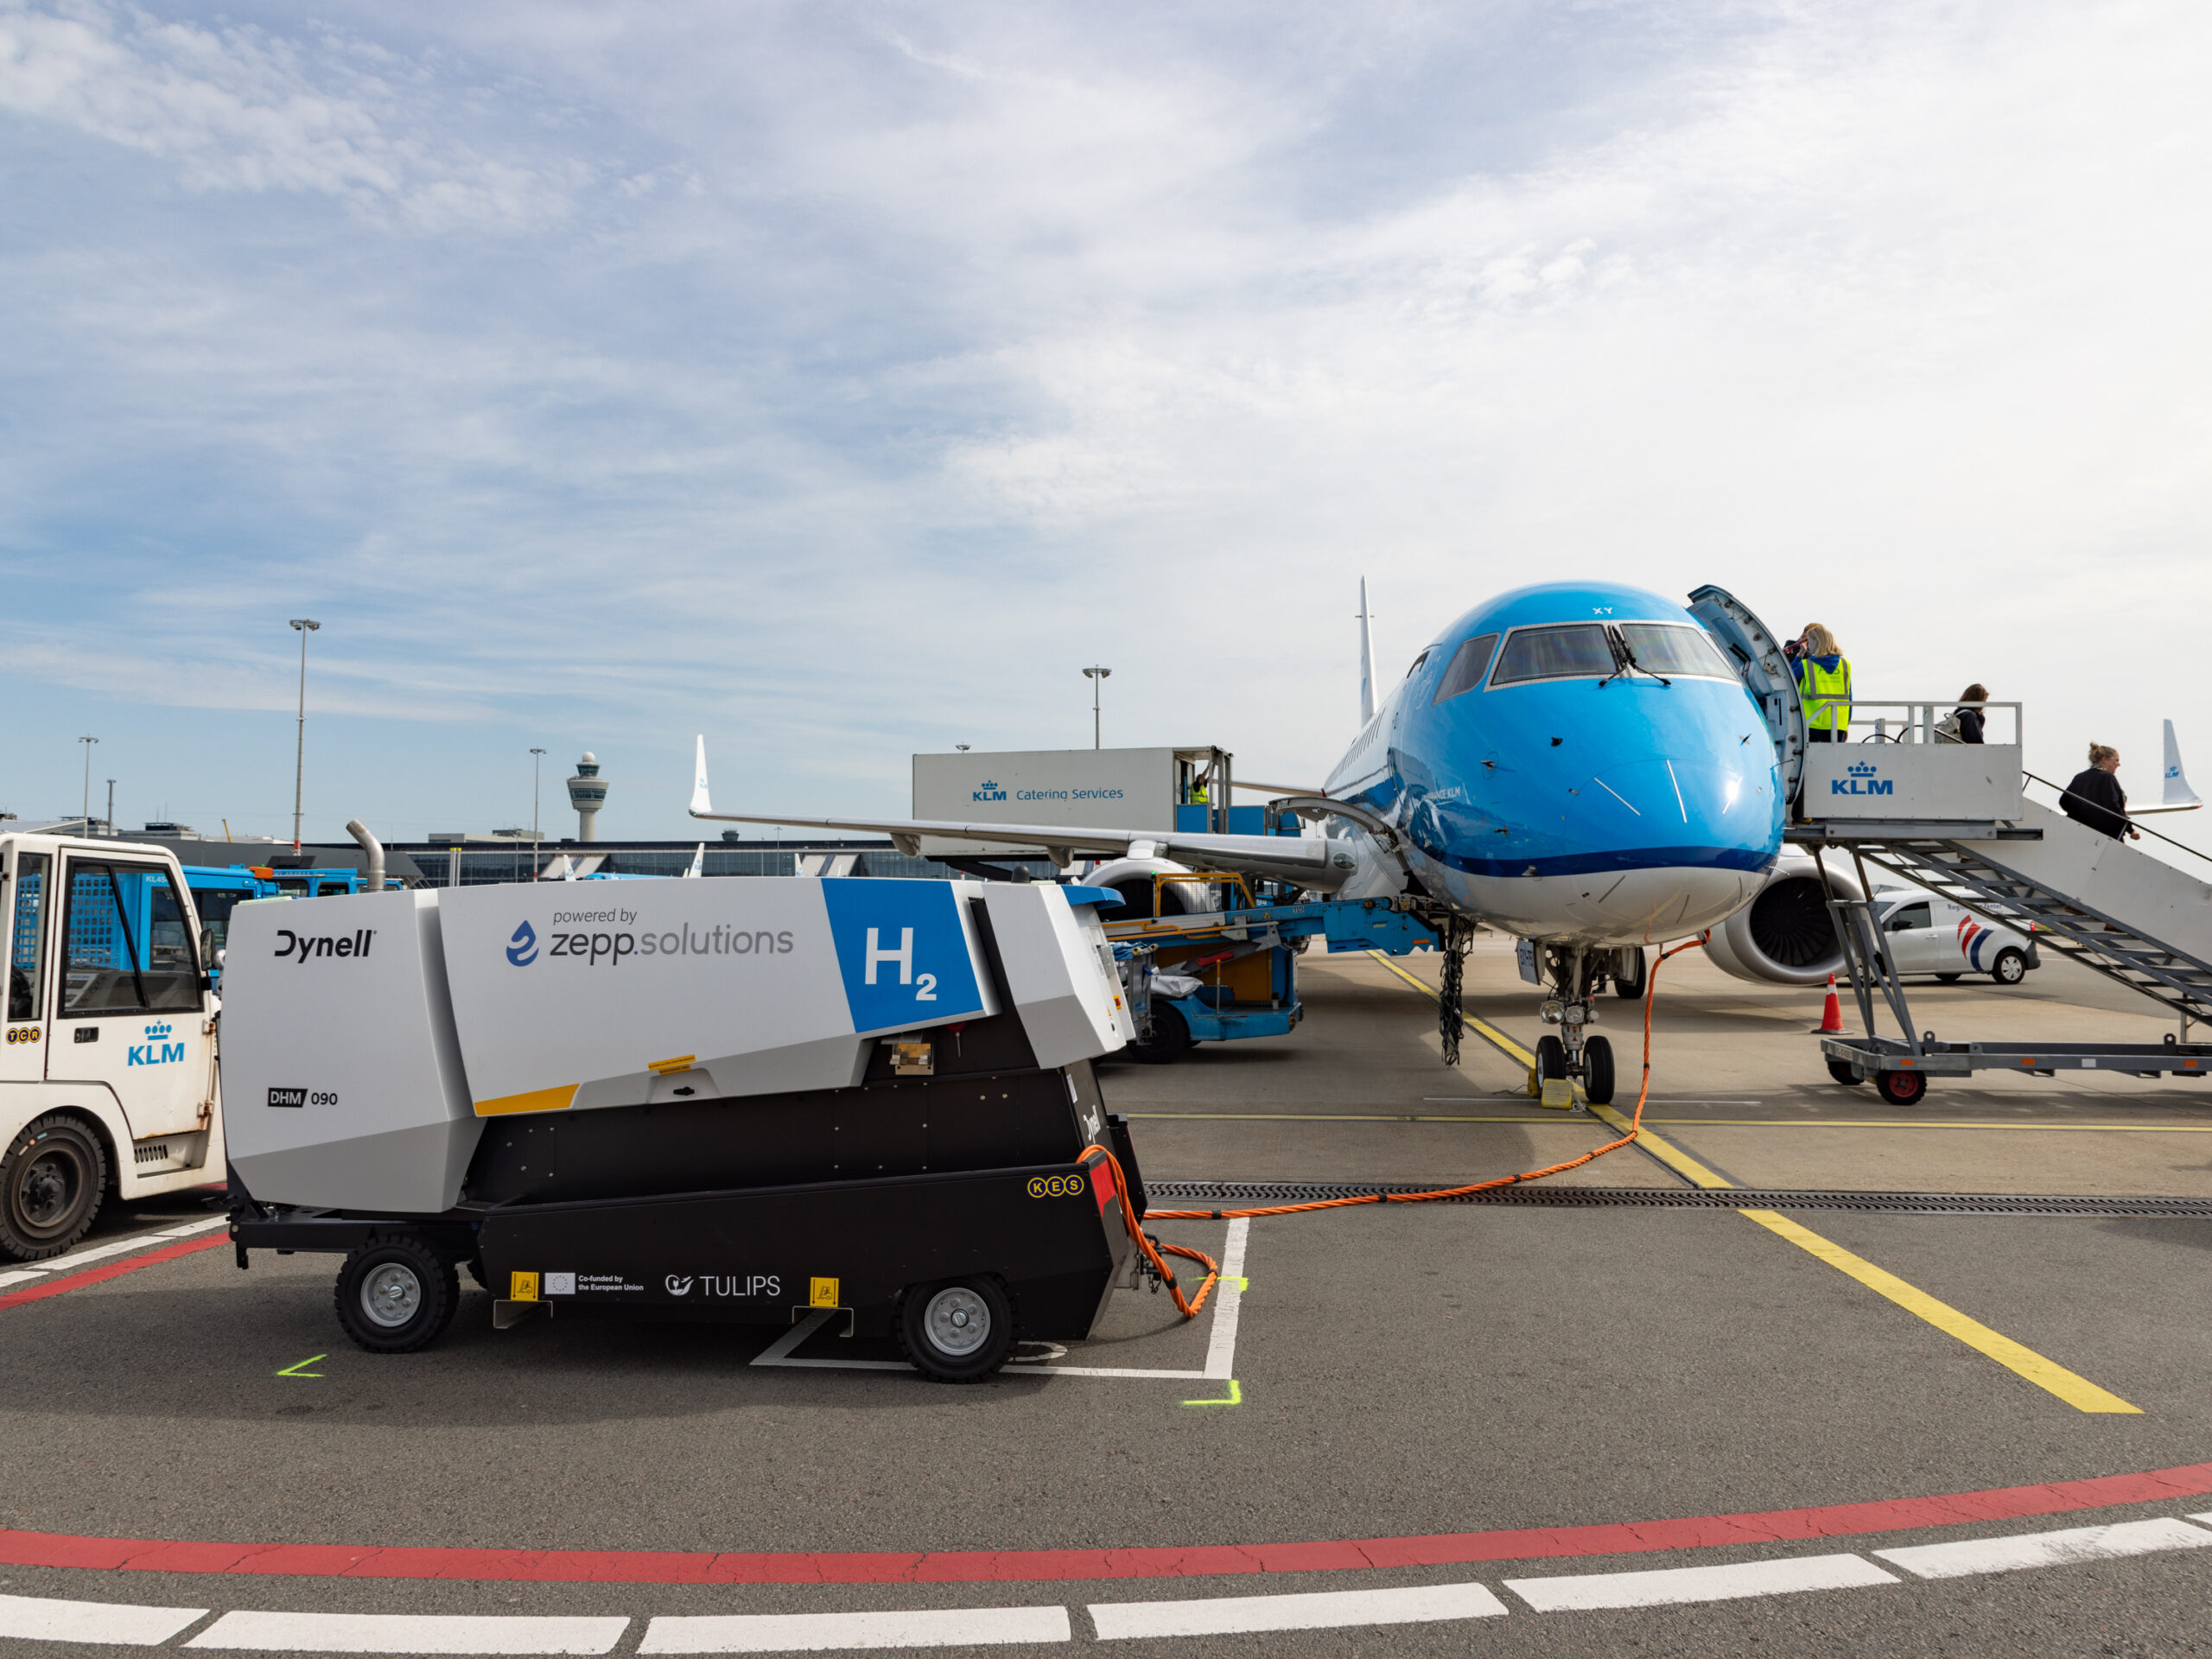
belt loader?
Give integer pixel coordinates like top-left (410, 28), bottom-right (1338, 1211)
top-left (222, 877), bottom-right (1147, 1382)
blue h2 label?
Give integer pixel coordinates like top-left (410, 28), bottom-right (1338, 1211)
top-left (822, 880), bottom-right (988, 1033)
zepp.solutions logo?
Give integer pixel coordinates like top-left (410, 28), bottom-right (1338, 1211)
top-left (506, 920), bottom-right (540, 966)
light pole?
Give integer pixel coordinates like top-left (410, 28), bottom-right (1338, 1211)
top-left (530, 748), bottom-right (546, 839)
top-left (289, 619), bottom-right (321, 851)
top-left (1083, 665), bottom-right (1111, 750)
top-left (77, 736), bottom-right (96, 832)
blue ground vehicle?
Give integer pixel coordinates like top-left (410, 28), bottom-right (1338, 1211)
top-left (180, 865), bottom-right (382, 978)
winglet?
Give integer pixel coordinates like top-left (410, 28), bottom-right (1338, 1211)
top-left (690, 735), bottom-right (713, 817)
top-left (2164, 719), bottom-right (2202, 810)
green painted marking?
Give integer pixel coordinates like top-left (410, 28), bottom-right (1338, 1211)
top-left (1182, 1378), bottom-right (1241, 1408)
top-left (276, 1354), bottom-right (326, 1378)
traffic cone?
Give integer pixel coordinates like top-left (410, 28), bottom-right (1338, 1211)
top-left (1811, 974), bottom-right (1844, 1034)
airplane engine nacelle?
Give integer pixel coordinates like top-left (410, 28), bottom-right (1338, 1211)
top-left (1087, 857), bottom-right (1211, 920)
top-left (1703, 852), bottom-right (1864, 987)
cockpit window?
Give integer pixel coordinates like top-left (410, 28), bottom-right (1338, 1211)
top-left (1432, 632), bottom-right (1500, 703)
top-left (1489, 624), bottom-right (1615, 687)
top-left (1404, 649), bottom-right (1431, 679)
top-left (1617, 623), bottom-right (1735, 680)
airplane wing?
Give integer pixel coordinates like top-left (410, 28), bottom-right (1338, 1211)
top-left (2133, 719), bottom-right (2203, 815)
top-left (687, 737), bottom-right (1360, 890)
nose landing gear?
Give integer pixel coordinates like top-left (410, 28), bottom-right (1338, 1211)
top-left (1532, 944), bottom-right (1632, 1106)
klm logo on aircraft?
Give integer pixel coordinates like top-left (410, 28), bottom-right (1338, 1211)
top-left (128, 1022), bottom-right (185, 1067)
top-left (1832, 761), bottom-right (1894, 798)
top-left (972, 779), bottom-right (1007, 803)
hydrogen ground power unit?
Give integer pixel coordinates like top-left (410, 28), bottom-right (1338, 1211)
top-left (221, 877), bottom-right (1147, 1382)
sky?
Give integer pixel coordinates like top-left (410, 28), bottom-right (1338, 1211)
top-left (2, 0), bottom-right (2208, 851)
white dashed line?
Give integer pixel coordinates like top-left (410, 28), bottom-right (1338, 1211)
top-left (1506, 1554), bottom-right (1899, 1611)
top-left (638, 1606), bottom-right (1071, 1653)
top-left (183, 1611), bottom-right (631, 1653)
top-left (0, 1591), bottom-right (207, 1646)
top-left (1089, 1581), bottom-right (1507, 1639)
top-left (1875, 1518), bottom-right (2212, 1580)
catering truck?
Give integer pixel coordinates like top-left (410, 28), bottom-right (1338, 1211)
top-left (222, 875), bottom-right (1146, 1382)
top-left (1, 833), bottom-right (222, 1259)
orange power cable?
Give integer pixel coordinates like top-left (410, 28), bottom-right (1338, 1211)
top-left (1082, 936), bottom-right (1705, 1323)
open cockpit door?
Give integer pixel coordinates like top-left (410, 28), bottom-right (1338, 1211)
top-left (1687, 585), bottom-right (1805, 802)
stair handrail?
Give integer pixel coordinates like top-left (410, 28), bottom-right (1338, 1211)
top-left (2022, 771), bottom-right (2212, 870)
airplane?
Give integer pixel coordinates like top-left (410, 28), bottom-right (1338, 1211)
top-left (690, 580), bottom-right (1797, 1103)
top-left (2137, 720), bottom-right (2202, 814)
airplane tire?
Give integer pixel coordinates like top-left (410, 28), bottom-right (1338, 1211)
top-left (1583, 1036), bottom-right (1616, 1104)
top-left (1991, 950), bottom-right (2027, 987)
top-left (1877, 1070), bottom-right (1928, 1106)
top-left (1535, 1035), bottom-right (1569, 1082)
top-left (1613, 949), bottom-right (1648, 1001)
top-left (1128, 1003), bottom-right (1192, 1065)
top-left (1827, 1058), bottom-right (1864, 1086)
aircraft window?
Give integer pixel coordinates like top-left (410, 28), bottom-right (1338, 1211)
top-left (1489, 625), bottom-right (1615, 687)
top-left (1616, 623), bottom-right (1736, 680)
top-left (1432, 632), bottom-right (1501, 704)
top-left (1404, 649), bottom-right (1432, 680)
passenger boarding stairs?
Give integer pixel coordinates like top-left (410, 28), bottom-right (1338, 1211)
top-left (1841, 799), bottom-right (2212, 1027)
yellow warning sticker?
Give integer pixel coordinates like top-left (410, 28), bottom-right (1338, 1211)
top-left (809, 1277), bottom-right (840, 1308)
top-left (510, 1271), bottom-right (540, 1301)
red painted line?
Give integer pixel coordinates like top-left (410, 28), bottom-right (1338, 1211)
top-left (0, 1235), bottom-right (227, 1312)
top-left (2, 1460), bottom-right (2209, 1585)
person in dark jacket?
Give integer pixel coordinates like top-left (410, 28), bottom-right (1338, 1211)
top-left (2062, 744), bottom-right (2139, 841)
top-left (1952, 683), bottom-right (1988, 744)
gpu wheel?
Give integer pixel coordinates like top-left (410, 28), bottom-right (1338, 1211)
top-left (898, 1276), bottom-right (1014, 1383)
top-left (1827, 1058), bottom-right (1864, 1086)
top-left (334, 1235), bottom-right (460, 1354)
top-left (1128, 1001), bottom-right (1192, 1065)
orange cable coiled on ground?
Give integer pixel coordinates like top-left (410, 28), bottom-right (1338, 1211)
top-left (1080, 936), bottom-right (1703, 1322)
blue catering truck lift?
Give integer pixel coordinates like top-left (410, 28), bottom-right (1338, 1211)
top-left (1100, 875), bottom-right (1441, 1063)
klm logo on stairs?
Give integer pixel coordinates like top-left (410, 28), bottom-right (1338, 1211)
top-left (1832, 762), bottom-right (1894, 798)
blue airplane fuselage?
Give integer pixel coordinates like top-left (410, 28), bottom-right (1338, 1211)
top-left (1325, 581), bottom-right (1784, 944)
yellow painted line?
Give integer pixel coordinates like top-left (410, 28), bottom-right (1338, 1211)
top-left (1646, 1119), bottom-right (2212, 1132)
top-left (1369, 954), bottom-right (1534, 1065)
top-left (1736, 1209), bottom-right (2140, 1414)
top-left (1384, 956), bottom-right (2144, 1414)
top-left (1122, 1113), bottom-right (1585, 1124)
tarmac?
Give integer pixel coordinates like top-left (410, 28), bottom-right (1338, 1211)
top-left (5, 938), bottom-right (2212, 1656)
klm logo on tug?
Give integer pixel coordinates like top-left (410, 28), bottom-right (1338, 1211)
top-left (1832, 761), bottom-right (1894, 798)
top-left (128, 1022), bottom-right (184, 1067)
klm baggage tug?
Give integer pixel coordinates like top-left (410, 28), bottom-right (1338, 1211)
top-left (222, 878), bottom-right (1147, 1382)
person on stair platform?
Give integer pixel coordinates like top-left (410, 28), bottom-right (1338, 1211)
top-left (1936, 684), bottom-right (1988, 744)
top-left (2062, 743), bottom-right (2139, 841)
top-left (1794, 624), bottom-right (1852, 743)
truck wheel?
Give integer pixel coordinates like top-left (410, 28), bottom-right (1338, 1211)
top-left (1826, 1058), bottom-right (1864, 1086)
top-left (334, 1236), bottom-right (459, 1354)
top-left (1128, 1003), bottom-right (1192, 1065)
top-left (1535, 1035), bottom-right (1568, 1081)
top-left (1583, 1036), bottom-right (1616, 1104)
top-left (898, 1276), bottom-right (1014, 1382)
top-left (1877, 1070), bottom-right (1928, 1106)
top-left (1991, 950), bottom-right (2027, 986)
top-left (1, 1115), bottom-right (106, 1262)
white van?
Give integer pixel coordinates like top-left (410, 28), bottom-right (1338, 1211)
top-left (1872, 891), bottom-right (2040, 985)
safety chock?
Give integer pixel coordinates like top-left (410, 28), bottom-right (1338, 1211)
top-left (1539, 1077), bottom-right (1575, 1110)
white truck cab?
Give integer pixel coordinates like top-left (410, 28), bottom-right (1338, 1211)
top-left (1872, 888), bottom-right (2041, 986)
top-left (2, 834), bottom-right (223, 1259)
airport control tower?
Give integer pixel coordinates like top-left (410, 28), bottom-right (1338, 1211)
top-left (567, 752), bottom-right (608, 842)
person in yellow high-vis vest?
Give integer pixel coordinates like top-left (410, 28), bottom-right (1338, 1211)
top-left (1794, 622), bottom-right (1851, 741)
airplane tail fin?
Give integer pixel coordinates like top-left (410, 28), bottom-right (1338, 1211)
top-left (690, 735), bottom-right (714, 817)
top-left (2164, 719), bottom-right (2202, 810)
top-left (685, 842), bottom-right (704, 878)
top-left (1357, 578), bottom-right (1376, 728)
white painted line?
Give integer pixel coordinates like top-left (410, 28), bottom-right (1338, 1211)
top-left (1200, 1217), bottom-right (1249, 1380)
top-left (0, 1270), bottom-right (40, 1290)
top-left (185, 1611), bottom-right (630, 1653)
top-left (154, 1217), bottom-right (230, 1237)
top-left (1090, 1581), bottom-right (1507, 1639)
top-left (1507, 1554), bottom-right (1897, 1611)
top-left (1876, 1518), bottom-right (2212, 1580)
top-left (639, 1606), bottom-right (1070, 1653)
top-left (14, 1235), bottom-right (186, 1274)
top-left (0, 1591), bottom-right (208, 1646)
top-left (748, 1312), bottom-right (909, 1370)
